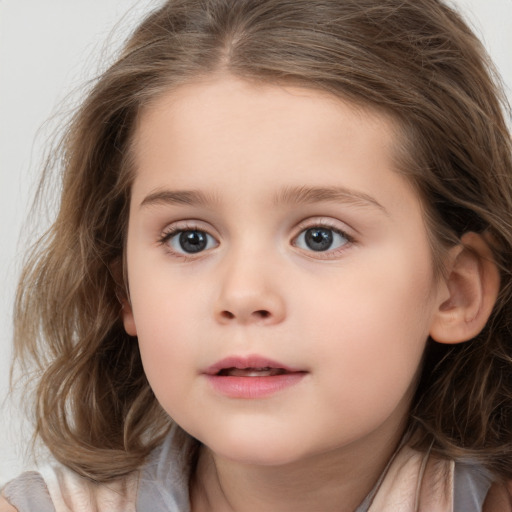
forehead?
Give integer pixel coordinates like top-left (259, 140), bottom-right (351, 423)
top-left (130, 76), bottom-right (417, 215)
top-left (134, 77), bottom-right (398, 149)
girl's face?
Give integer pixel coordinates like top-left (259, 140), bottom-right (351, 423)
top-left (124, 77), bottom-right (447, 466)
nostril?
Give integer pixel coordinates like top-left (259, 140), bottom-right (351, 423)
top-left (219, 310), bottom-right (271, 321)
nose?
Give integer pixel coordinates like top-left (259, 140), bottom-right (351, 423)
top-left (214, 252), bottom-right (286, 326)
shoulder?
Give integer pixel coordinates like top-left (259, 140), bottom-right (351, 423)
top-left (40, 464), bottom-right (139, 511)
top-left (482, 481), bottom-right (512, 512)
top-left (2, 464), bottom-right (139, 512)
top-left (0, 495), bottom-right (17, 512)
top-left (1, 471), bottom-right (54, 512)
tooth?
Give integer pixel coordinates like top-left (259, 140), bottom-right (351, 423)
top-left (223, 367), bottom-right (287, 377)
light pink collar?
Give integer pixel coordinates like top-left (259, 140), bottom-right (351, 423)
top-left (368, 444), bottom-right (454, 512)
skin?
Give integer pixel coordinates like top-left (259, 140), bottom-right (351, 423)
top-left (123, 76), bottom-right (452, 511)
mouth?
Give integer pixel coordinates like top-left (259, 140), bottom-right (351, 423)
top-left (205, 355), bottom-right (303, 377)
top-left (204, 355), bottom-right (306, 398)
top-left (216, 367), bottom-right (290, 377)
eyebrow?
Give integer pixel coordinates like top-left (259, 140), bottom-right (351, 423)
top-left (273, 185), bottom-right (387, 213)
top-left (140, 189), bottom-right (218, 209)
top-left (139, 185), bottom-right (386, 213)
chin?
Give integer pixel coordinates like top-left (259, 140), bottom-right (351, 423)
top-left (202, 431), bottom-right (312, 467)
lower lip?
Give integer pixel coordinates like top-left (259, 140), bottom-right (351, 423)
top-left (205, 373), bottom-right (306, 399)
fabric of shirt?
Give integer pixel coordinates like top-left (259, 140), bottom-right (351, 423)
top-left (2, 425), bottom-right (494, 512)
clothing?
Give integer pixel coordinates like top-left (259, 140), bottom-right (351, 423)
top-left (2, 425), bottom-right (495, 511)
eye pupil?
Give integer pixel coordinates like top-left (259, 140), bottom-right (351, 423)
top-left (305, 228), bottom-right (333, 251)
top-left (179, 230), bottom-right (208, 253)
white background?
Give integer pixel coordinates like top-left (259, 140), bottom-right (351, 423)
top-left (0, 0), bottom-right (511, 484)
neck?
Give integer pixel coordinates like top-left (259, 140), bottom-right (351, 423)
top-left (190, 424), bottom-right (405, 512)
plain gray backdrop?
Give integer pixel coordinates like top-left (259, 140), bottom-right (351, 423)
top-left (0, 0), bottom-right (511, 484)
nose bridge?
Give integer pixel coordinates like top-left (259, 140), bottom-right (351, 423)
top-left (214, 242), bottom-right (286, 325)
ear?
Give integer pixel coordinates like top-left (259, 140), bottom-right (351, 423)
top-left (429, 232), bottom-right (500, 344)
top-left (110, 258), bottom-right (138, 337)
top-left (122, 300), bottom-right (138, 337)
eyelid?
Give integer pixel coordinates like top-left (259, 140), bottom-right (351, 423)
top-left (158, 220), bottom-right (220, 257)
top-left (159, 219), bottom-right (213, 239)
top-left (293, 217), bottom-right (355, 239)
top-left (291, 217), bottom-right (355, 257)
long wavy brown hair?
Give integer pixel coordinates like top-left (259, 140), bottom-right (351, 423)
top-left (13, 0), bottom-right (512, 482)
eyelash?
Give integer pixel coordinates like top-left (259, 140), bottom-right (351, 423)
top-left (157, 219), bottom-right (355, 259)
top-left (291, 219), bottom-right (354, 259)
top-left (157, 222), bottom-right (217, 260)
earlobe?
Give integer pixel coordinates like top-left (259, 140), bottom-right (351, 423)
top-left (122, 299), bottom-right (138, 336)
top-left (110, 258), bottom-right (137, 337)
top-left (429, 232), bottom-right (500, 344)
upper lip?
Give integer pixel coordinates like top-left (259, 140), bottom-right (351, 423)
top-left (204, 355), bottom-right (304, 376)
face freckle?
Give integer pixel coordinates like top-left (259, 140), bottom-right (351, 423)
top-left (123, 76), bottom-right (444, 468)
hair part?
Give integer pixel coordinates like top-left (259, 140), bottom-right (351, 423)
top-left (13, 0), bottom-right (512, 482)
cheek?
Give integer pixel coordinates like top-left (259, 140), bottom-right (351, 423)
top-left (301, 246), bottom-right (436, 407)
top-left (133, 295), bottom-right (199, 358)
top-left (126, 262), bottom-right (208, 399)
top-left (134, 310), bottom-right (200, 419)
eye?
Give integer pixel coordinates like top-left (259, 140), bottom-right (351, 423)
top-left (294, 226), bottom-right (349, 252)
top-left (166, 229), bottom-right (217, 254)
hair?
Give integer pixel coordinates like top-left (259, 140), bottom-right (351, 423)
top-left (13, 0), bottom-right (512, 483)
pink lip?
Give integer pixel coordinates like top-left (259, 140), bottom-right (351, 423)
top-left (204, 355), bottom-right (307, 399)
top-left (205, 355), bottom-right (302, 375)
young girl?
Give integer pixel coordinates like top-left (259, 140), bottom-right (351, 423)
top-left (2, 0), bottom-right (512, 510)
